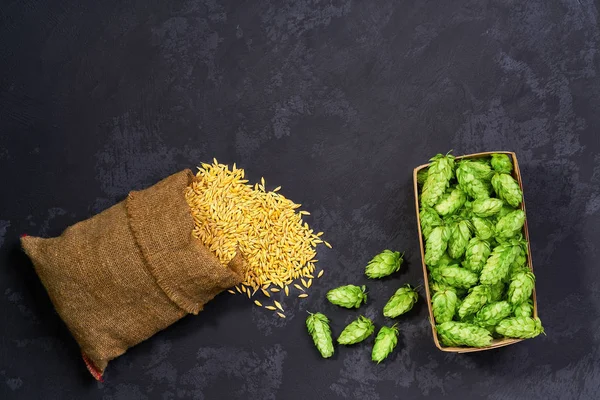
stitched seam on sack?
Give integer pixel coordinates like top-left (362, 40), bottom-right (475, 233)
top-left (125, 170), bottom-right (201, 314)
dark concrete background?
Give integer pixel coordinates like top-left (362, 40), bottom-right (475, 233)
top-left (1, 0), bottom-right (599, 398)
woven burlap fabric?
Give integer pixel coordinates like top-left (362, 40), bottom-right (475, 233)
top-left (21, 169), bottom-right (246, 377)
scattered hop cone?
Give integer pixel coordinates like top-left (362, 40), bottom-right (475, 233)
top-left (436, 321), bottom-right (493, 347)
top-left (471, 198), bottom-right (504, 217)
top-left (496, 210), bottom-right (525, 239)
top-left (458, 285), bottom-right (492, 319)
top-left (338, 316), bottom-right (375, 345)
top-left (432, 288), bottom-right (458, 323)
top-left (434, 186), bottom-right (467, 216)
top-left (431, 265), bottom-right (479, 289)
top-left (491, 154), bottom-right (513, 174)
top-left (471, 216), bottom-right (495, 240)
top-left (462, 237), bottom-right (491, 273)
top-left (326, 285), bottom-right (367, 309)
top-left (383, 284), bottom-right (419, 318)
top-left (420, 207), bottom-right (442, 240)
top-left (421, 153), bottom-right (456, 207)
top-left (473, 301), bottom-right (513, 330)
top-left (513, 299), bottom-right (534, 318)
top-left (507, 269), bottom-right (535, 305)
top-left (480, 243), bottom-right (519, 285)
top-left (448, 219), bottom-right (473, 259)
top-left (365, 250), bottom-right (403, 279)
top-left (372, 325), bottom-right (399, 363)
top-left (425, 225), bottom-right (451, 267)
top-left (496, 317), bottom-right (544, 339)
top-left (491, 173), bottom-right (523, 208)
top-left (306, 312), bottom-right (334, 358)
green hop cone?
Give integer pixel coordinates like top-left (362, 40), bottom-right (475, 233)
top-left (372, 325), bottom-right (399, 363)
top-left (507, 269), bottom-right (535, 305)
top-left (383, 284), bottom-right (419, 318)
top-left (430, 281), bottom-right (451, 293)
top-left (456, 161), bottom-right (492, 200)
top-left (455, 296), bottom-right (464, 311)
top-left (471, 216), bottom-right (495, 240)
top-left (460, 160), bottom-right (494, 180)
top-left (462, 237), bottom-right (491, 273)
top-left (420, 207), bottom-right (442, 240)
top-left (479, 243), bottom-right (519, 285)
top-left (496, 204), bottom-right (517, 221)
top-left (496, 317), bottom-right (544, 339)
top-left (421, 153), bottom-right (456, 207)
top-left (491, 173), bottom-right (523, 208)
top-left (430, 280), bottom-right (466, 297)
top-left (509, 244), bottom-right (528, 275)
top-left (496, 210), bottom-right (525, 239)
top-left (430, 280), bottom-right (460, 292)
top-left (458, 285), bottom-right (492, 319)
top-left (448, 219), bottom-right (472, 259)
top-left (425, 225), bottom-right (451, 267)
top-left (474, 157), bottom-right (492, 166)
top-left (434, 186), bottom-right (467, 216)
top-left (326, 285), bottom-right (367, 309)
top-left (491, 154), bottom-right (513, 174)
top-left (417, 168), bottom-right (428, 187)
top-left (306, 312), bottom-right (334, 358)
top-left (437, 252), bottom-right (458, 267)
top-left (431, 265), bottom-right (479, 289)
top-left (489, 282), bottom-right (505, 302)
top-left (471, 198), bottom-right (504, 217)
top-left (436, 321), bottom-right (493, 347)
top-left (365, 250), bottom-right (403, 279)
top-left (459, 200), bottom-right (473, 219)
top-left (432, 289), bottom-right (458, 324)
top-left (513, 299), bottom-right (534, 318)
top-left (338, 316), bottom-right (375, 345)
top-left (473, 301), bottom-right (513, 330)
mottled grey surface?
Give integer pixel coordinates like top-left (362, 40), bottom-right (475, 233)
top-left (1, 0), bottom-right (599, 398)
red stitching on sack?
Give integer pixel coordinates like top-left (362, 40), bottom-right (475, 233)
top-left (82, 352), bottom-right (104, 382)
top-left (20, 234), bottom-right (28, 238)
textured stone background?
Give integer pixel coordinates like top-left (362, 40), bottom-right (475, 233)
top-left (1, 0), bottom-right (599, 399)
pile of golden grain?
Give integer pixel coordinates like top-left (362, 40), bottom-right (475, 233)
top-left (185, 160), bottom-right (329, 318)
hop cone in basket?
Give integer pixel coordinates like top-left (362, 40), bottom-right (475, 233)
top-left (473, 301), bottom-right (513, 330)
top-left (496, 317), bottom-right (544, 339)
top-left (491, 154), bottom-right (513, 174)
top-left (421, 153), bottom-right (455, 207)
top-left (436, 321), bottom-right (493, 347)
top-left (491, 173), bottom-right (523, 208)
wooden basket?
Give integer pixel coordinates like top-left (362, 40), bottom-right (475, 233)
top-left (413, 151), bottom-right (538, 352)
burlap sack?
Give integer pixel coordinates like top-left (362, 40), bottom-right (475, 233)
top-left (21, 169), bottom-right (246, 379)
